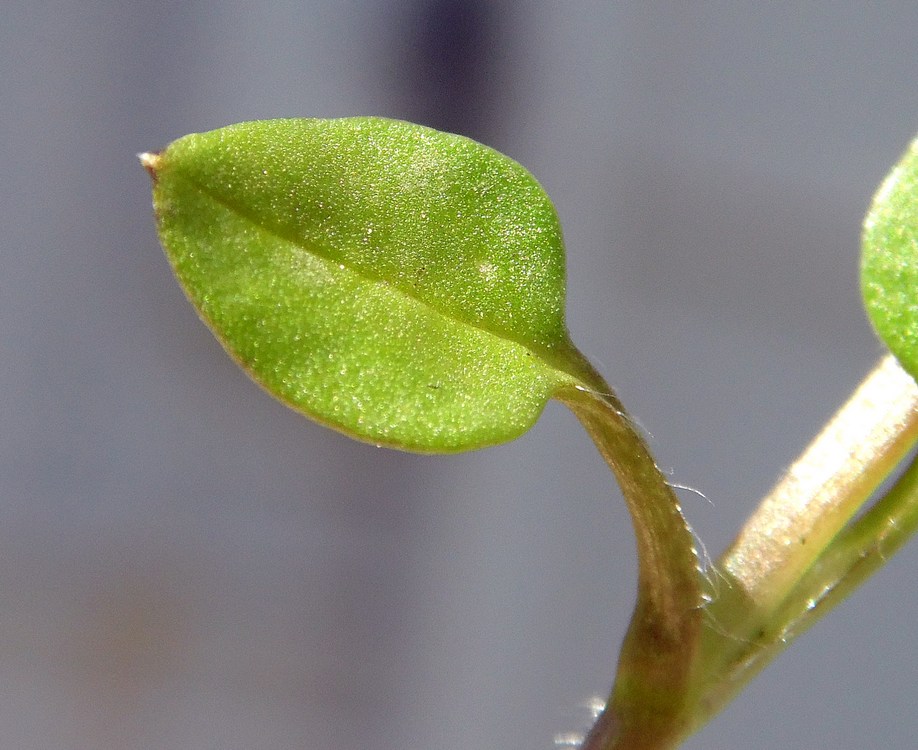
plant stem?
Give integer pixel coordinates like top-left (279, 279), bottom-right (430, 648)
top-left (768, 447), bottom-right (918, 642)
top-left (557, 355), bottom-right (704, 750)
top-left (557, 353), bottom-right (918, 745)
top-left (691, 354), bottom-right (918, 728)
top-left (723, 354), bottom-right (918, 608)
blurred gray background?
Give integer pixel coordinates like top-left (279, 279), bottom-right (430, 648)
top-left (4, 2), bottom-right (918, 748)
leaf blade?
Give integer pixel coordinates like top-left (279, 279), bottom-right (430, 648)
top-left (145, 118), bottom-right (579, 451)
top-left (862, 136), bottom-right (918, 380)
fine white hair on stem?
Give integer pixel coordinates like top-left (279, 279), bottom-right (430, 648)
top-left (553, 696), bottom-right (608, 749)
top-left (586, 695), bottom-right (605, 720)
top-left (667, 480), bottom-right (714, 507)
top-left (553, 731), bottom-right (584, 748)
top-left (571, 384), bottom-right (654, 441)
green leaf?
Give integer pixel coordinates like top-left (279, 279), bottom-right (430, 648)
top-left (143, 117), bottom-right (585, 452)
top-left (862, 135), bottom-right (918, 380)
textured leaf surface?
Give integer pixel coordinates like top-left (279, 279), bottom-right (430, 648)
top-left (144, 118), bottom-right (583, 451)
top-left (862, 136), bottom-right (918, 380)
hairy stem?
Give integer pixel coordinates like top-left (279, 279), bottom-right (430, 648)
top-left (557, 356), bottom-right (704, 750)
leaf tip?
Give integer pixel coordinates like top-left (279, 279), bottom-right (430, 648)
top-left (138, 151), bottom-right (162, 181)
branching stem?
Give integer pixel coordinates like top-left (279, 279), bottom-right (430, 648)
top-left (692, 354), bottom-right (918, 728)
top-left (560, 354), bottom-right (918, 747)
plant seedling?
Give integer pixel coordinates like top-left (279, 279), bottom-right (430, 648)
top-left (142, 118), bottom-right (918, 749)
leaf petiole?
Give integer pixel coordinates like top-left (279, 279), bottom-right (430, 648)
top-left (556, 359), bottom-right (704, 750)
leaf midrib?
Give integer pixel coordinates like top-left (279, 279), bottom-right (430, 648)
top-left (181, 169), bottom-right (579, 382)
